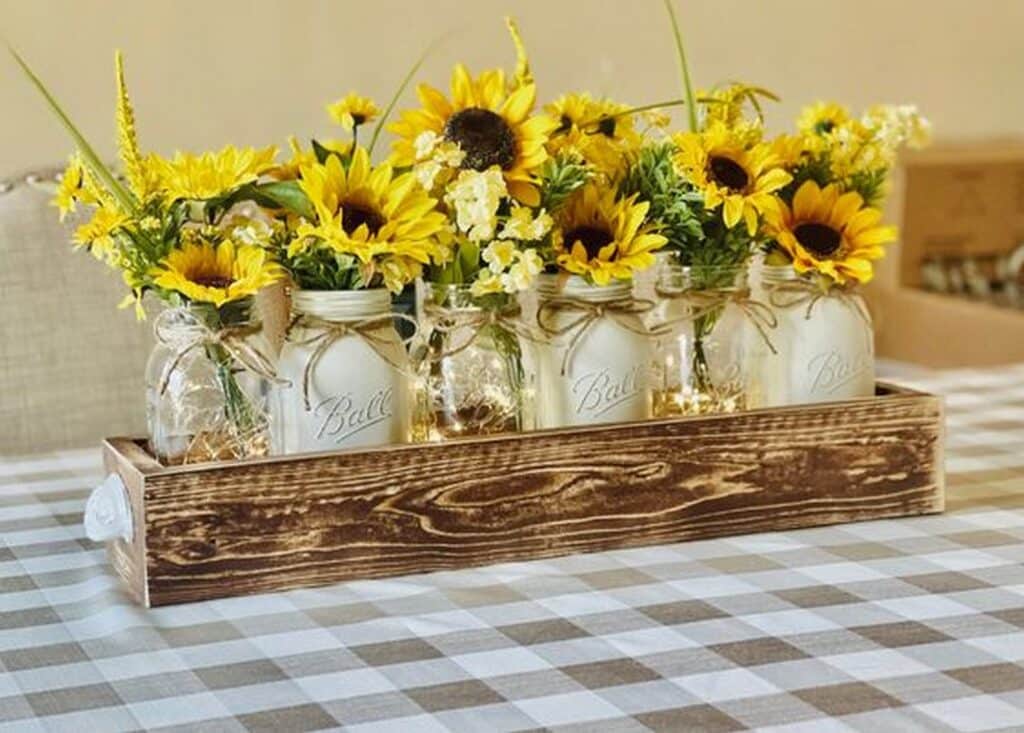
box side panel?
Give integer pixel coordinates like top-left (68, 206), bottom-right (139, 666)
top-left (102, 440), bottom-right (149, 607)
top-left (140, 392), bottom-right (944, 606)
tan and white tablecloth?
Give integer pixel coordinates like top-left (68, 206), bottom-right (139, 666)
top-left (2, 364), bottom-right (1024, 732)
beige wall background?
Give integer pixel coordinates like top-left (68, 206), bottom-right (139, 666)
top-left (2, 0), bottom-right (1022, 175)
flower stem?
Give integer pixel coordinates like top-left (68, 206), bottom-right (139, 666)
top-left (662, 0), bottom-right (698, 133)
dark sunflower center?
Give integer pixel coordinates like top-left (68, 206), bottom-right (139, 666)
top-left (596, 117), bottom-right (616, 137)
top-left (443, 107), bottom-right (517, 171)
top-left (193, 275), bottom-right (234, 289)
top-left (557, 114), bottom-right (573, 133)
top-left (351, 113), bottom-right (367, 126)
top-left (814, 120), bottom-right (835, 134)
top-left (566, 226), bottom-right (614, 259)
top-left (794, 222), bottom-right (842, 257)
top-left (342, 204), bottom-right (384, 236)
top-left (708, 155), bottom-right (750, 191)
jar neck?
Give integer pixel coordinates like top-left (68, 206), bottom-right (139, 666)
top-left (759, 264), bottom-right (802, 285)
top-left (169, 297), bottom-right (259, 329)
top-left (426, 283), bottom-right (515, 311)
top-left (292, 288), bottom-right (391, 321)
top-left (657, 264), bottom-right (748, 291)
top-left (537, 273), bottom-right (632, 303)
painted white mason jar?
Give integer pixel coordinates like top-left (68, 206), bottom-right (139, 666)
top-left (536, 274), bottom-right (652, 428)
top-left (274, 289), bottom-right (410, 453)
top-left (750, 265), bottom-right (874, 407)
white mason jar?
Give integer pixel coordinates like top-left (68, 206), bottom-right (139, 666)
top-left (536, 274), bottom-right (652, 428)
top-left (750, 264), bottom-right (874, 407)
top-left (273, 288), bottom-right (410, 453)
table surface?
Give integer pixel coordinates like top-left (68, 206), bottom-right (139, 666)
top-left (2, 364), bottom-right (1024, 733)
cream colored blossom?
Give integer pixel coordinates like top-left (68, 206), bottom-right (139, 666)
top-left (501, 248), bottom-right (544, 292)
top-left (499, 205), bottom-right (552, 241)
top-left (483, 240), bottom-right (517, 274)
top-left (445, 168), bottom-right (506, 242)
top-left (470, 270), bottom-right (505, 296)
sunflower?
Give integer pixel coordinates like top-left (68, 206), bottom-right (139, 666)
top-left (153, 145), bottom-right (278, 201)
top-left (293, 146), bottom-right (447, 288)
top-left (545, 93), bottom-right (642, 180)
top-left (150, 238), bottom-right (283, 306)
top-left (388, 64), bottom-right (556, 206)
top-left (768, 180), bottom-right (897, 284)
top-left (553, 184), bottom-right (667, 286)
top-left (269, 136), bottom-right (351, 182)
top-left (797, 102), bottom-right (850, 136)
top-left (327, 93), bottom-right (380, 131)
top-left (673, 123), bottom-right (791, 236)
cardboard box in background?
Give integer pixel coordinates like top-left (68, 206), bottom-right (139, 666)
top-left (867, 140), bottom-right (1024, 368)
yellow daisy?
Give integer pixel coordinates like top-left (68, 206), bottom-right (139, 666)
top-left (72, 205), bottom-right (131, 262)
top-left (545, 93), bottom-right (642, 179)
top-left (768, 180), bottom-right (897, 285)
top-left (293, 146), bottom-right (447, 289)
top-left (150, 238), bottom-right (282, 306)
top-left (673, 123), bottom-right (791, 236)
top-left (154, 145), bottom-right (278, 200)
top-left (553, 183), bottom-right (667, 286)
top-left (327, 92), bottom-right (380, 131)
top-left (797, 102), bottom-right (850, 136)
top-left (388, 64), bottom-right (556, 206)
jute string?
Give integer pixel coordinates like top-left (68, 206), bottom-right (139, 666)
top-left (536, 297), bottom-right (656, 375)
top-left (651, 286), bottom-right (779, 354)
top-left (286, 313), bottom-right (417, 410)
top-left (154, 307), bottom-right (284, 397)
top-left (421, 302), bottom-right (535, 361)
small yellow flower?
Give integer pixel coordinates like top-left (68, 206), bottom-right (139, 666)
top-left (470, 271), bottom-right (505, 297)
top-left (73, 205), bottom-right (131, 261)
top-left (798, 102), bottom-right (850, 137)
top-left (327, 93), bottom-right (380, 131)
top-left (483, 240), bottom-right (517, 273)
top-left (545, 93), bottom-right (643, 180)
top-left (53, 156), bottom-right (85, 220)
top-left (499, 205), bottom-right (552, 241)
top-left (445, 168), bottom-right (507, 242)
top-left (502, 248), bottom-right (543, 292)
top-left (150, 238), bottom-right (283, 306)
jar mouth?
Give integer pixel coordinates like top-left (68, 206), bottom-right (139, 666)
top-left (426, 283), bottom-right (517, 311)
top-left (176, 297), bottom-right (259, 328)
top-left (536, 273), bottom-right (633, 302)
top-left (292, 287), bottom-right (392, 320)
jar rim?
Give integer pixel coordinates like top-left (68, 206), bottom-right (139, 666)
top-left (292, 287), bottom-right (392, 320)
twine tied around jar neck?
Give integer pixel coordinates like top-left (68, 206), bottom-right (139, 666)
top-left (422, 301), bottom-right (534, 361)
top-left (536, 297), bottom-right (656, 376)
top-left (765, 279), bottom-right (872, 328)
top-left (154, 307), bottom-right (285, 397)
top-left (287, 313), bottom-right (418, 411)
top-left (652, 286), bottom-right (779, 355)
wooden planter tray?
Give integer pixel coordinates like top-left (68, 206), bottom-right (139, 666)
top-left (101, 382), bottom-right (944, 607)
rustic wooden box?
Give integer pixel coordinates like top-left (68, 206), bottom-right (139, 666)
top-left (101, 383), bottom-right (944, 607)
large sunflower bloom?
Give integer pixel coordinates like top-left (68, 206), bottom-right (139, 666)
top-left (294, 146), bottom-right (447, 287)
top-left (768, 180), bottom-right (897, 285)
top-left (150, 238), bottom-right (282, 306)
top-left (673, 123), bottom-right (791, 236)
top-left (154, 145), bottom-right (278, 201)
top-left (388, 64), bottom-right (556, 206)
top-left (553, 183), bottom-right (667, 286)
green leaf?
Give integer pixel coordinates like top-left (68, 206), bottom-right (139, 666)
top-left (312, 139), bottom-right (342, 165)
top-left (251, 181), bottom-right (316, 219)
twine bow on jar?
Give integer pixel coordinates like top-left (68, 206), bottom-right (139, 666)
top-left (422, 302), bottom-right (535, 361)
top-left (287, 313), bottom-right (418, 410)
top-left (651, 286), bottom-right (779, 355)
top-left (536, 297), bottom-right (656, 375)
top-left (765, 279), bottom-right (872, 326)
top-left (154, 307), bottom-right (285, 397)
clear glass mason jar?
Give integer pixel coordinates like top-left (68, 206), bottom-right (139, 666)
top-left (274, 288), bottom-right (411, 454)
top-left (412, 284), bottom-right (534, 441)
top-left (146, 298), bottom-right (275, 464)
top-left (651, 262), bottom-right (752, 416)
top-left (749, 264), bottom-right (875, 407)
top-left (536, 274), bottom-right (652, 428)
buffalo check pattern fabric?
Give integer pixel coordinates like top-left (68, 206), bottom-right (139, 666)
top-left (2, 364), bottom-right (1024, 732)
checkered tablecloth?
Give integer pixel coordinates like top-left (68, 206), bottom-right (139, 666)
top-left (3, 364), bottom-right (1024, 733)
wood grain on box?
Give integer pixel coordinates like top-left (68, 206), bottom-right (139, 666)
top-left (102, 383), bottom-right (944, 607)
